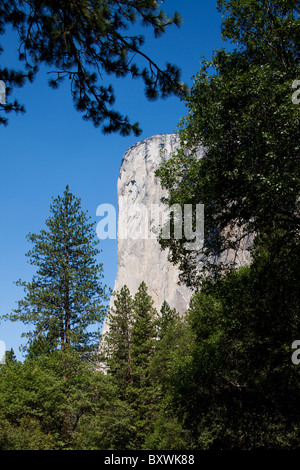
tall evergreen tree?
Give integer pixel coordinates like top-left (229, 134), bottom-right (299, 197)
top-left (129, 281), bottom-right (158, 448)
top-left (130, 282), bottom-right (157, 385)
top-left (2, 186), bottom-right (107, 354)
top-left (104, 285), bottom-right (134, 395)
top-left (157, 301), bottom-right (179, 340)
top-left (102, 282), bottom-right (159, 448)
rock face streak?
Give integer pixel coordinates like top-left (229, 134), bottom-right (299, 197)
top-left (102, 134), bottom-right (193, 336)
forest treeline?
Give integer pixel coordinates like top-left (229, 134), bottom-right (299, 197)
top-left (0, 186), bottom-right (298, 450)
top-left (1, 246), bottom-right (300, 450)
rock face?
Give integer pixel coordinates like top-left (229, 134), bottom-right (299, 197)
top-left (102, 134), bottom-right (194, 336)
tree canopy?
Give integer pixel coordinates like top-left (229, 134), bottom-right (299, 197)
top-left (156, 0), bottom-right (300, 287)
top-left (0, 0), bottom-right (186, 134)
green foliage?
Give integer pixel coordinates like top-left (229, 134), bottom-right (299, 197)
top-left (167, 233), bottom-right (300, 449)
top-left (152, 1), bottom-right (300, 448)
top-left (1, 186), bottom-right (107, 354)
top-left (130, 281), bottom-right (157, 382)
top-left (0, 349), bottom-right (121, 449)
top-left (150, 311), bottom-right (193, 397)
top-left (156, 0), bottom-right (300, 287)
top-left (0, 0), bottom-right (186, 134)
top-left (103, 282), bottom-right (159, 449)
top-left (217, 0), bottom-right (299, 65)
top-left (75, 397), bottom-right (137, 450)
top-left (157, 300), bottom-right (179, 340)
top-left (0, 413), bottom-right (54, 450)
top-left (103, 285), bottom-right (134, 394)
top-left (4, 348), bottom-right (17, 364)
top-left (143, 414), bottom-right (193, 451)
top-left (2, 251), bottom-right (300, 450)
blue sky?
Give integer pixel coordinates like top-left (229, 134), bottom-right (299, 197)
top-left (0, 1), bottom-right (227, 359)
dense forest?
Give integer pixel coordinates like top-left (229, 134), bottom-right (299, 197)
top-left (0, 0), bottom-right (299, 450)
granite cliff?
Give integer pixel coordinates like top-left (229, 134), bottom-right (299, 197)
top-left (102, 134), bottom-right (195, 337)
top-left (101, 133), bottom-right (252, 340)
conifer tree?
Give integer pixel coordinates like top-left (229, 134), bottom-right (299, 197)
top-left (0, 0), bottom-right (185, 134)
top-left (103, 282), bottom-right (162, 448)
top-left (130, 282), bottom-right (157, 383)
top-left (129, 281), bottom-right (158, 448)
top-left (2, 186), bottom-right (107, 354)
top-left (104, 285), bottom-right (134, 395)
top-left (157, 301), bottom-right (179, 340)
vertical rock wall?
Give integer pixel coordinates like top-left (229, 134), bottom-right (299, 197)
top-left (102, 134), bottom-right (193, 336)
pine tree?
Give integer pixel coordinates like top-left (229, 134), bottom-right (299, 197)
top-left (131, 282), bottom-right (157, 383)
top-left (0, 1), bottom-right (185, 134)
top-left (103, 282), bottom-right (163, 448)
top-left (2, 186), bottom-right (107, 354)
top-left (157, 301), bottom-right (179, 340)
top-left (104, 285), bottom-right (134, 396)
top-left (129, 281), bottom-right (158, 448)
